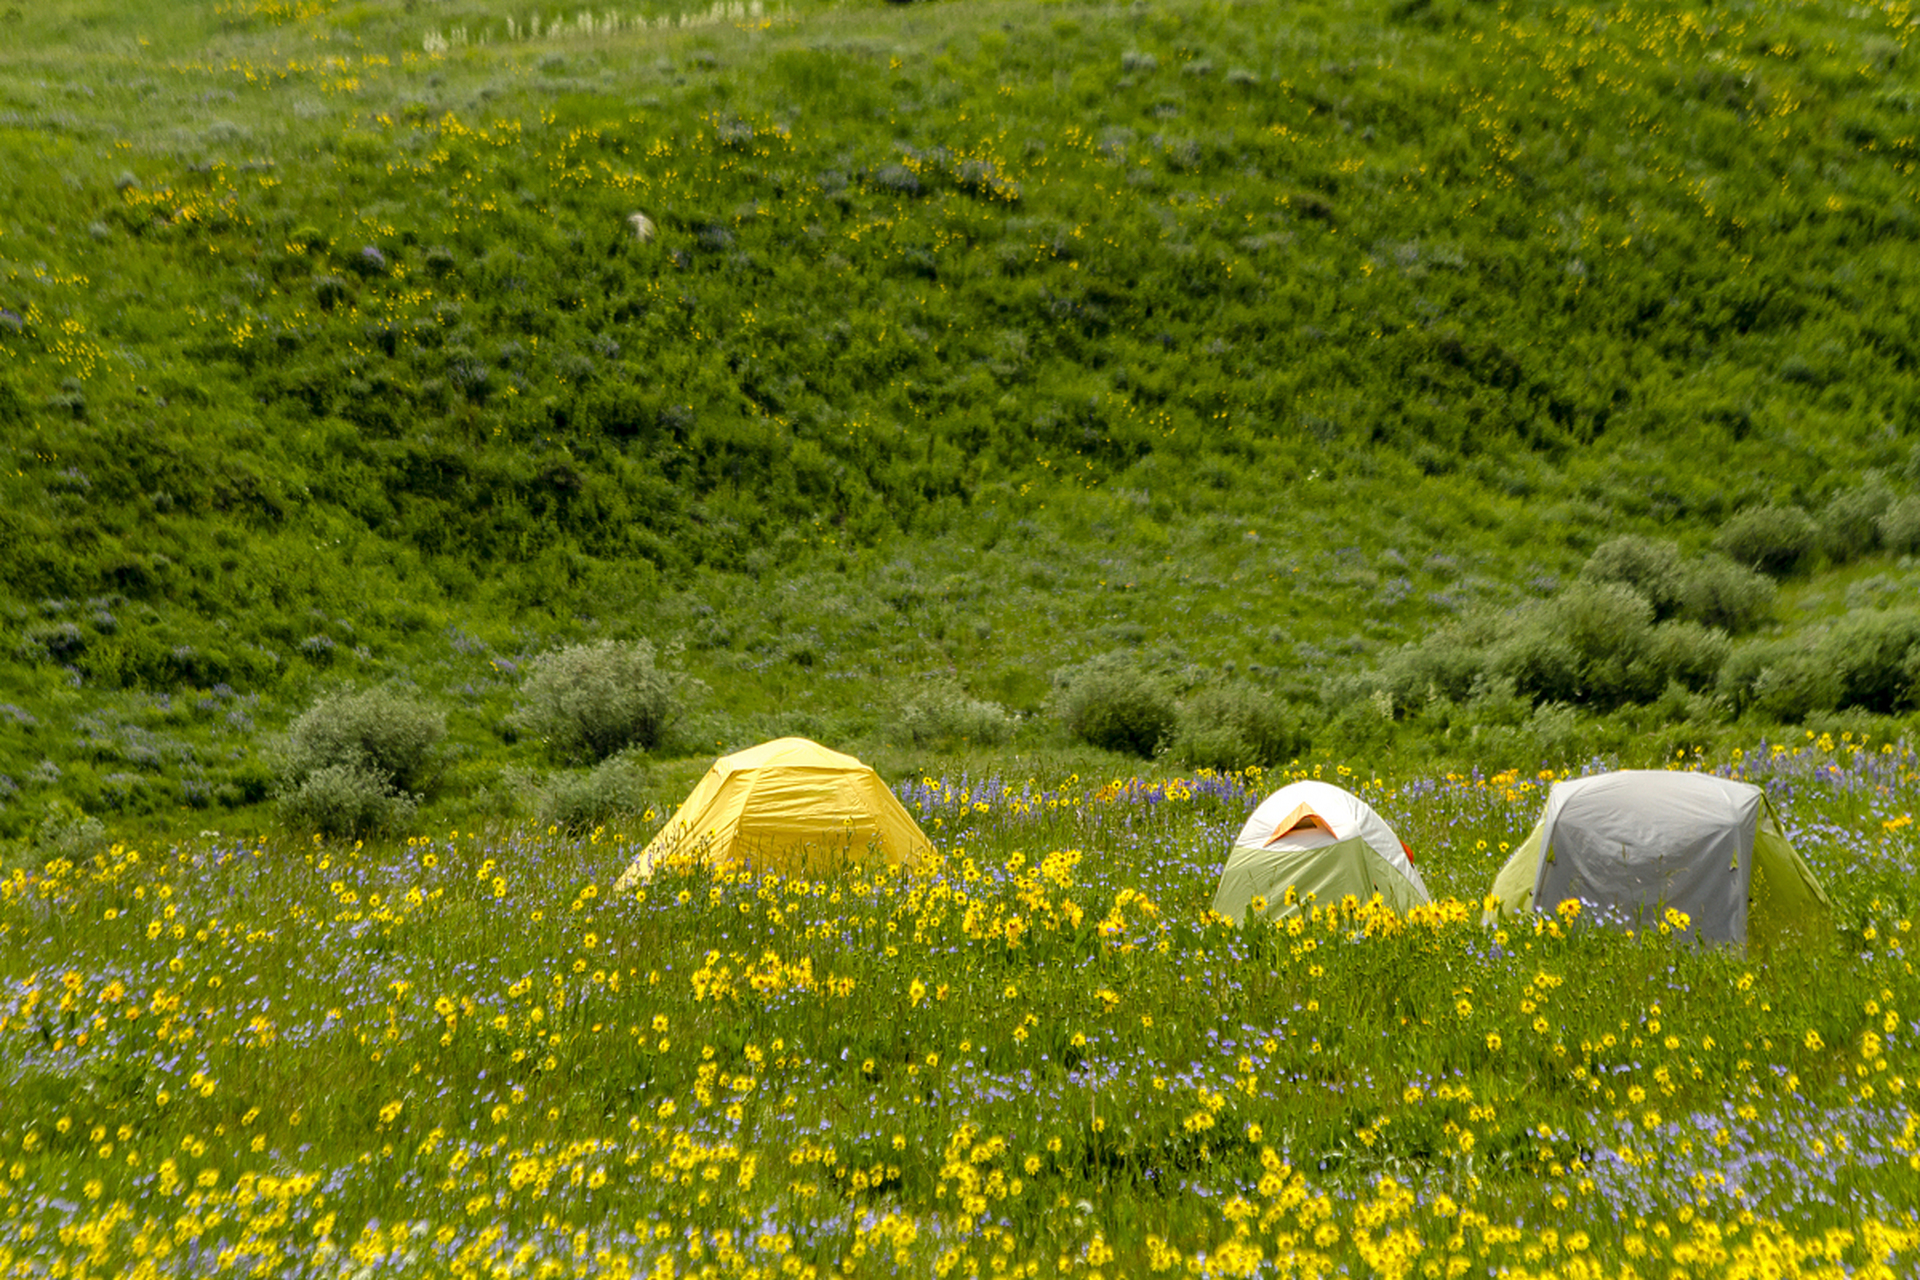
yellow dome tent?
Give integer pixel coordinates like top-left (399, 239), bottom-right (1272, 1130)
top-left (613, 738), bottom-right (934, 888)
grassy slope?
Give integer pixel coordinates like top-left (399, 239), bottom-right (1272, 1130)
top-left (2, 0), bottom-right (1919, 839)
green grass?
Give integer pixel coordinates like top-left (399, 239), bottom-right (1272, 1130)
top-left (8, 1), bottom-right (1920, 1270)
top-left (5, 0), bottom-right (1920, 847)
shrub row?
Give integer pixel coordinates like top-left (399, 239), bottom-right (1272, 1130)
top-left (1329, 538), bottom-right (1773, 724)
top-left (1053, 653), bottom-right (1310, 768)
top-left (276, 641), bottom-right (679, 837)
top-left (1722, 611), bottom-right (1920, 721)
top-left (1713, 472), bottom-right (1920, 577)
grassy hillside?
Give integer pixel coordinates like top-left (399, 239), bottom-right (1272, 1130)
top-left (5, 0), bottom-right (1920, 841)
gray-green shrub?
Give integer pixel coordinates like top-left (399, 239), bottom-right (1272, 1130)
top-left (508, 640), bottom-right (681, 763)
top-left (1644, 621), bottom-right (1732, 693)
top-left (1714, 504), bottom-right (1817, 576)
top-left (1817, 476), bottom-right (1894, 563)
top-left (1877, 496), bottom-right (1920, 554)
top-left (1672, 555), bottom-right (1775, 633)
top-left (1749, 651), bottom-right (1842, 721)
top-left (282, 685), bottom-right (446, 795)
top-left (276, 762), bottom-right (420, 838)
top-left (1374, 627), bottom-right (1490, 711)
top-left (1553, 581), bottom-right (1658, 707)
top-left (1172, 682), bottom-right (1308, 770)
top-left (8, 801), bottom-right (108, 872)
top-left (1055, 654), bottom-right (1177, 757)
top-left (1489, 623), bottom-right (1582, 706)
top-left (1580, 536), bottom-right (1684, 619)
top-left (1524, 702), bottom-right (1584, 766)
top-left (897, 682), bottom-right (1017, 747)
top-left (1825, 609), bottom-right (1920, 713)
top-left (1717, 638), bottom-right (1788, 713)
top-left (1464, 673), bottom-right (1531, 728)
top-left (519, 751), bottom-right (652, 833)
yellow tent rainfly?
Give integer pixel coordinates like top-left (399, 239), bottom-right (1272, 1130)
top-left (1211, 779), bottom-right (1431, 924)
top-left (613, 737), bottom-right (934, 889)
top-left (1484, 769), bottom-right (1831, 947)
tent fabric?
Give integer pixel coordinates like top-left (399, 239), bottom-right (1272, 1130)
top-left (1211, 780), bottom-right (1430, 923)
top-left (1484, 770), bottom-right (1831, 946)
top-left (1266, 802), bottom-right (1338, 843)
top-left (613, 738), bottom-right (933, 889)
top-left (1748, 800), bottom-right (1834, 944)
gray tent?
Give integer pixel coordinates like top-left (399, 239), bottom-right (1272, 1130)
top-left (1485, 770), bottom-right (1829, 946)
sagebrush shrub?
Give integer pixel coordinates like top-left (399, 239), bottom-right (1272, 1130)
top-left (1824, 609), bottom-right (1920, 713)
top-left (14, 801), bottom-right (108, 870)
top-left (1464, 673), bottom-right (1530, 727)
top-left (1172, 682), bottom-right (1307, 770)
top-left (1556, 580), bottom-right (1655, 660)
top-left (1749, 651), bottom-right (1841, 722)
top-left (1673, 555), bottom-right (1775, 633)
top-left (277, 762), bottom-right (420, 838)
top-left (1644, 621), bottom-right (1731, 693)
top-left (1817, 477), bottom-right (1893, 563)
top-left (1580, 536), bottom-right (1684, 618)
top-left (1489, 623), bottom-right (1581, 706)
top-left (1714, 505), bottom-right (1817, 576)
top-left (520, 751), bottom-right (651, 833)
top-left (1375, 628), bottom-right (1489, 711)
top-left (1055, 654), bottom-right (1176, 757)
top-left (1716, 639), bottom-right (1788, 713)
top-left (508, 640), bottom-right (680, 763)
top-left (897, 682), bottom-right (1016, 747)
top-left (1551, 581), bottom-right (1657, 708)
top-left (282, 685), bottom-right (445, 795)
top-left (1524, 702), bottom-right (1585, 765)
top-left (1877, 496), bottom-right (1920, 554)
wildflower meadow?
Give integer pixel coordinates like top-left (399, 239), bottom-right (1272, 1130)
top-left (3, 733), bottom-right (1916, 1277)
top-left (5, 0), bottom-right (1920, 1271)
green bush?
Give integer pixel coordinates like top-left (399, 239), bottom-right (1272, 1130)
top-left (1749, 651), bottom-right (1841, 722)
top-left (1644, 620), bottom-right (1732, 693)
top-left (897, 681), bottom-right (1017, 747)
top-left (1727, 610), bottom-right (1920, 718)
top-left (1464, 673), bottom-right (1531, 728)
top-left (518, 751), bottom-right (652, 834)
top-left (1646, 678), bottom-right (1730, 730)
top-left (1824, 609), bottom-right (1920, 713)
top-left (1817, 476), bottom-right (1893, 563)
top-left (1579, 536), bottom-right (1684, 619)
top-left (6, 801), bottom-right (109, 872)
top-left (1524, 702), bottom-right (1585, 767)
top-left (0, 373), bottom-right (28, 427)
top-left (1717, 639), bottom-right (1787, 714)
top-left (1877, 496), bottom-right (1920, 554)
top-left (508, 640), bottom-right (682, 763)
top-left (1672, 555), bottom-right (1776, 633)
top-left (1714, 505), bottom-right (1817, 576)
top-left (1552, 581), bottom-right (1658, 708)
top-left (1055, 654), bottom-right (1177, 757)
top-left (1172, 682), bottom-right (1308, 770)
top-left (1489, 623), bottom-right (1582, 706)
top-left (282, 685), bottom-right (446, 796)
top-left (276, 762), bottom-right (420, 838)
top-left (1318, 694), bottom-right (1394, 760)
top-left (1374, 627), bottom-right (1490, 711)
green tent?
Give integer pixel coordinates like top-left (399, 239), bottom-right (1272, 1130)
top-left (1485, 770), bottom-right (1830, 946)
top-left (1212, 780), bottom-right (1431, 924)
